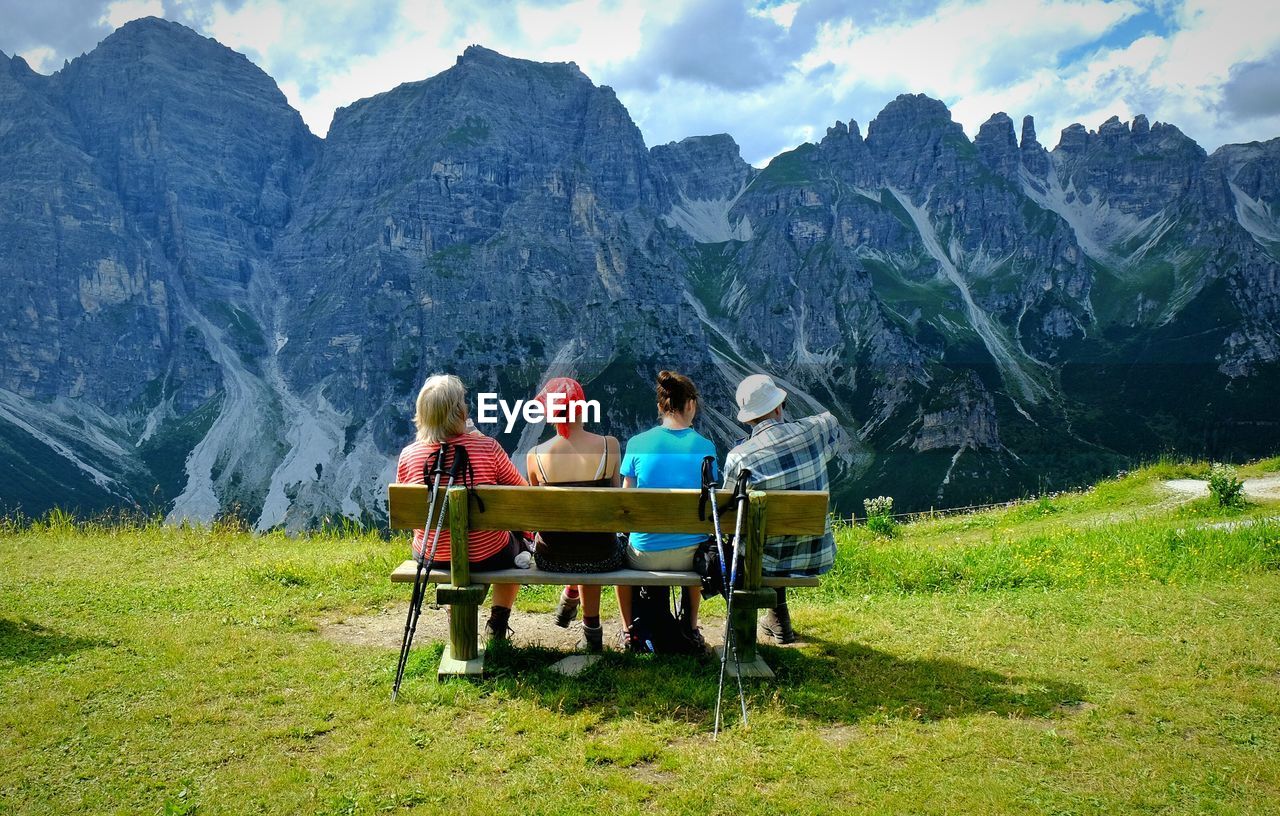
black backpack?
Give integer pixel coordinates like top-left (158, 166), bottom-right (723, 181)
top-left (693, 534), bottom-right (745, 600)
top-left (627, 585), bottom-right (703, 655)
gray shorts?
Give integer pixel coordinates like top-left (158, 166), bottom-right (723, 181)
top-left (626, 543), bottom-right (699, 571)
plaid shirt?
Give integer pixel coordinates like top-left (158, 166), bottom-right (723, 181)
top-left (724, 412), bottom-right (838, 577)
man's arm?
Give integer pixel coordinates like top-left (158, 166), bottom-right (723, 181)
top-left (803, 411), bottom-right (840, 462)
top-left (722, 450), bottom-right (742, 494)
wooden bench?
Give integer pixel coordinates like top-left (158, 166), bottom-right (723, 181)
top-left (388, 483), bottom-right (828, 679)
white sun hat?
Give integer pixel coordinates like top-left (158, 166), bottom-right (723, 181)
top-left (735, 374), bottom-right (788, 423)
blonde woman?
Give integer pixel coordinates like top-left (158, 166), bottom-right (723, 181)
top-left (395, 374), bottom-right (526, 641)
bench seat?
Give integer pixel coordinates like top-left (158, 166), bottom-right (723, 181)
top-left (390, 559), bottom-right (821, 588)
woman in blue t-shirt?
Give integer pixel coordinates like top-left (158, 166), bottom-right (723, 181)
top-left (617, 370), bottom-right (716, 648)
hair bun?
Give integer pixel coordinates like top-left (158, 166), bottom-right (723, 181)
top-left (655, 369), bottom-right (698, 415)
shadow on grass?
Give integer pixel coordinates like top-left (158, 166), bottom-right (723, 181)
top-left (0, 618), bottom-right (106, 667)
top-left (476, 636), bottom-right (1085, 729)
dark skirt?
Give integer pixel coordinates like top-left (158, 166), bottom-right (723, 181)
top-left (534, 531), bottom-right (625, 573)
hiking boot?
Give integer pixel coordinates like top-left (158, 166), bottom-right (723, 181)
top-left (577, 623), bottom-right (604, 653)
top-left (485, 608), bottom-right (513, 643)
top-left (617, 627), bottom-right (647, 653)
top-left (553, 591), bottom-right (580, 628)
top-left (681, 622), bottom-right (708, 653)
top-left (759, 604), bottom-right (797, 645)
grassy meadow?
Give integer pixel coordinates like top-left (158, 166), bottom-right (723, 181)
top-left (1, 459), bottom-right (1278, 814)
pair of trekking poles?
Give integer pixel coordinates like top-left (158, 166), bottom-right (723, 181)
top-left (700, 456), bottom-right (752, 738)
top-left (392, 442), bottom-right (472, 701)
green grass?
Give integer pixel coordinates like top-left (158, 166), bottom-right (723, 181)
top-left (442, 116), bottom-right (491, 148)
top-left (756, 142), bottom-right (819, 187)
top-left (2, 462), bottom-right (1279, 814)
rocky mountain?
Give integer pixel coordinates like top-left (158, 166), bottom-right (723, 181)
top-left (1, 19), bottom-right (1277, 525)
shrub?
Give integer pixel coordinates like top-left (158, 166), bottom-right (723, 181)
top-left (864, 495), bottom-right (897, 537)
top-left (1208, 463), bottom-right (1245, 507)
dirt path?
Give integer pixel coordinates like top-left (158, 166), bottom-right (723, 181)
top-left (1163, 474), bottom-right (1280, 500)
top-left (319, 605), bottom-right (728, 652)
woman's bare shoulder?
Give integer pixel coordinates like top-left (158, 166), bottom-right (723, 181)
top-left (529, 437), bottom-right (554, 453)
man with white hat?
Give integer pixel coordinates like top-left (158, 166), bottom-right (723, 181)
top-left (723, 374), bottom-right (839, 644)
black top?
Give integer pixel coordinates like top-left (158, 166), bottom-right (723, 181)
top-left (532, 443), bottom-right (618, 565)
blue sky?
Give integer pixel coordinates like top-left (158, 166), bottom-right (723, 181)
top-left (3, 0), bottom-right (1279, 165)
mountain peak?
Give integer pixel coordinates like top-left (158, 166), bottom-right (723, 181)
top-left (876, 93), bottom-right (956, 122)
top-left (113, 15), bottom-right (186, 33)
top-left (1021, 115), bottom-right (1038, 147)
top-left (1098, 115), bottom-right (1129, 142)
top-left (99, 16), bottom-right (214, 51)
top-left (975, 112), bottom-right (1019, 178)
top-left (822, 119), bottom-right (864, 146)
top-left (455, 44), bottom-right (587, 81)
top-left (866, 93), bottom-right (964, 146)
top-left (62, 15), bottom-right (296, 117)
top-left (660, 132), bottom-right (742, 153)
top-left (69, 16), bottom-right (286, 88)
top-left (651, 132), bottom-right (753, 205)
top-left (459, 44), bottom-right (510, 64)
top-left (1052, 115), bottom-right (1204, 161)
top-left (977, 111), bottom-right (1016, 140)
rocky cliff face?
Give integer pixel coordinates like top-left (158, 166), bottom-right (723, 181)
top-left (1, 20), bottom-right (1277, 523)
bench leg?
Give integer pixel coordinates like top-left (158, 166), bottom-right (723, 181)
top-left (727, 603), bottom-right (775, 679)
top-left (438, 600), bottom-right (485, 679)
top-left (731, 603), bottom-right (758, 663)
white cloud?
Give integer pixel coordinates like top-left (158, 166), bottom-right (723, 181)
top-left (204, 0), bottom-right (286, 60)
top-left (757, 2), bottom-right (800, 29)
top-left (17, 44), bottom-right (59, 73)
top-left (100, 0), bottom-right (165, 29)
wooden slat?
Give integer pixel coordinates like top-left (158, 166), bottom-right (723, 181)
top-left (388, 484), bottom-right (828, 535)
top-left (389, 560), bottom-right (821, 587)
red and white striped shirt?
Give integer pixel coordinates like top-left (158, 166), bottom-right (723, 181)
top-left (395, 434), bottom-right (527, 562)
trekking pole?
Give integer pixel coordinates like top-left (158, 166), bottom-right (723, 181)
top-left (700, 457), bottom-right (732, 737)
top-left (392, 443), bottom-right (448, 700)
top-left (392, 444), bottom-right (471, 700)
top-left (721, 468), bottom-right (752, 729)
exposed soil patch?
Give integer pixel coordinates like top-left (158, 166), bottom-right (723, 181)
top-left (1163, 475), bottom-right (1280, 500)
top-left (818, 724), bottom-right (866, 746)
top-left (318, 606), bottom-right (728, 653)
top-left (320, 605), bottom-right (580, 650)
top-left (627, 761), bottom-right (676, 785)
top-left (1019, 700), bottom-right (1098, 731)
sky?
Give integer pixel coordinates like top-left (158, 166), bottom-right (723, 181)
top-left (3, 0), bottom-right (1280, 166)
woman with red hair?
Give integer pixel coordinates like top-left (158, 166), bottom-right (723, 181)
top-left (525, 377), bottom-right (622, 653)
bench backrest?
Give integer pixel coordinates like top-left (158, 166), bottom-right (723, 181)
top-left (387, 484), bottom-right (828, 535)
top-left (387, 483), bottom-right (828, 592)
